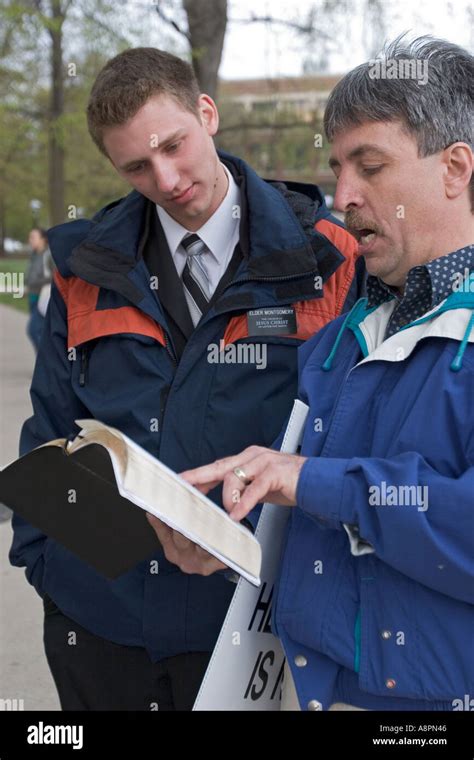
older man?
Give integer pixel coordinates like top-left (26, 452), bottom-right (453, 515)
top-left (178, 36), bottom-right (474, 711)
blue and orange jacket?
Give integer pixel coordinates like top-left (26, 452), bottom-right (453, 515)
top-left (10, 153), bottom-right (362, 661)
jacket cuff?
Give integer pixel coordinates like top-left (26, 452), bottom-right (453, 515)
top-left (296, 457), bottom-right (351, 529)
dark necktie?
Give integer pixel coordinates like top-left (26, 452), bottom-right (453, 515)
top-left (181, 233), bottom-right (211, 326)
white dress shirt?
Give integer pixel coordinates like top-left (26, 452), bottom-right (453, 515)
top-left (156, 164), bottom-right (241, 298)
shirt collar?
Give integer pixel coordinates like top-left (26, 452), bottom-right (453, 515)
top-left (367, 243), bottom-right (474, 309)
top-left (425, 244), bottom-right (474, 304)
top-left (156, 163), bottom-right (240, 262)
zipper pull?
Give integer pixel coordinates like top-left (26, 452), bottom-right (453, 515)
top-left (79, 346), bottom-right (88, 386)
top-left (164, 331), bottom-right (178, 366)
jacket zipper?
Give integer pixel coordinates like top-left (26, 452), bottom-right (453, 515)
top-left (228, 268), bottom-right (320, 288)
top-left (79, 346), bottom-right (88, 387)
top-left (164, 331), bottom-right (178, 366)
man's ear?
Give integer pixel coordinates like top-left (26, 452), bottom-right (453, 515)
top-left (197, 94), bottom-right (219, 137)
top-left (442, 142), bottom-right (473, 202)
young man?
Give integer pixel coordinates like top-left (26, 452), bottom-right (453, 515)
top-left (9, 48), bottom-right (362, 710)
top-left (183, 36), bottom-right (474, 710)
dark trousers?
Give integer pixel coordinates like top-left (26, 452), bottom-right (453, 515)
top-left (43, 595), bottom-right (211, 711)
top-left (27, 297), bottom-right (45, 353)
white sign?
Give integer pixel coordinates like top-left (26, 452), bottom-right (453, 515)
top-left (193, 400), bottom-right (309, 710)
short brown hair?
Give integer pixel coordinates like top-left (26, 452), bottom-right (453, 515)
top-left (87, 47), bottom-right (201, 155)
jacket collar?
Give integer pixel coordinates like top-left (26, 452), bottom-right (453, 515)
top-left (322, 274), bottom-right (474, 373)
top-left (62, 152), bottom-right (345, 305)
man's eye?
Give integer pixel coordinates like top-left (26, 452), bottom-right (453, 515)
top-left (166, 142), bottom-right (180, 154)
top-left (362, 165), bottom-right (383, 175)
top-left (127, 164), bottom-right (145, 174)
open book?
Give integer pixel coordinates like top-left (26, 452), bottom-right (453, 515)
top-left (0, 419), bottom-right (261, 586)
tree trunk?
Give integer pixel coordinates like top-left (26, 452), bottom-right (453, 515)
top-left (183, 0), bottom-right (227, 99)
top-left (48, 0), bottom-right (65, 226)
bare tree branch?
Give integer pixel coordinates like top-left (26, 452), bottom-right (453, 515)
top-left (231, 12), bottom-right (333, 41)
top-left (219, 120), bottom-right (316, 133)
top-left (231, 14), bottom-right (311, 34)
top-left (154, 2), bottom-right (191, 42)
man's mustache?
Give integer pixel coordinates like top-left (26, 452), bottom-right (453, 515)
top-left (345, 210), bottom-right (382, 238)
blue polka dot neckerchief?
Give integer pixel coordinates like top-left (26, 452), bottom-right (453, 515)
top-left (366, 244), bottom-right (474, 340)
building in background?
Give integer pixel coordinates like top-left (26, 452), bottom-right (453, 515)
top-left (218, 74), bottom-right (342, 203)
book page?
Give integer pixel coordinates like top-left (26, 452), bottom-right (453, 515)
top-left (67, 428), bottom-right (128, 482)
top-left (74, 419), bottom-right (261, 585)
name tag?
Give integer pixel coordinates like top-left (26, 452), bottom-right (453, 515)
top-left (247, 307), bottom-right (297, 336)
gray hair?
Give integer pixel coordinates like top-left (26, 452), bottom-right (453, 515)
top-left (324, 35), bottom-right (473, 206)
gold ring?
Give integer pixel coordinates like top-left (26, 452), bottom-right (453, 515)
top-left (233, 466), bottom-right (252, 486)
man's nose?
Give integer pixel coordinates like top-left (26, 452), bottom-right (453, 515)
top-left (151, 158), bottom-right (179, 194)
top-left (333, 171), bottom-right (364, 213)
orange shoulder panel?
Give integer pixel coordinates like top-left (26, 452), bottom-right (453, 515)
top-left (54, 272), bottom-right (166, 349)
top-left (222, 222), bottom-right (359, 346)
top-left (53, 270), bottom-right (69, 304)
top-left (315, 218), bottom-right (360, 318)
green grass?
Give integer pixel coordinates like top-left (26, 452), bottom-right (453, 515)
top-left (0, 258), bottom-right (29, 313)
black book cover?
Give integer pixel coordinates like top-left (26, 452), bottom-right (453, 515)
top-left (0, 443), bottom-right (161, 578)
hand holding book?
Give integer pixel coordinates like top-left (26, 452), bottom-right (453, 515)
top-left (146, 513), bottom-right (228, 575)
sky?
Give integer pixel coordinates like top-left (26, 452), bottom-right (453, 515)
top-left (218, 0), bottom-right (473, 79)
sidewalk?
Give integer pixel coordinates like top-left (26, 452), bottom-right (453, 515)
top-left (0, 304), bottom-right (60, 710)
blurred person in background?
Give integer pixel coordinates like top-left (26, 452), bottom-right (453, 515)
top-left (25, 227), bottom-right (54, 352)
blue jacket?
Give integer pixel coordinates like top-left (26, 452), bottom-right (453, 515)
top-left (9, 153), bottom-right (361, 661)
top-left (274, 279), bottom-right (474, 710)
